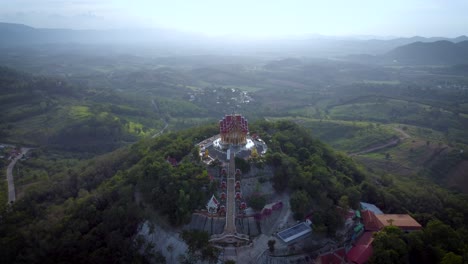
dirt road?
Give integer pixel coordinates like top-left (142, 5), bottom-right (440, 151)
top-left (393, 126), bottom-right (411, 139)
top-left (151, 99), bottom-right (169, 138)
top-left (349, 126), bottom-right (411, 156)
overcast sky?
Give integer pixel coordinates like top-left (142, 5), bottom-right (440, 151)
top-left (1, 0), bottom-right (467, 37)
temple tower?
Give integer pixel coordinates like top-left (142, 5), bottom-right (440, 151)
top-left (219, 114), bottom-right (248, 149)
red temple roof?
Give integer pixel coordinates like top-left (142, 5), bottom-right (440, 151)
top-left (219, 114), bottom-right (248, 134)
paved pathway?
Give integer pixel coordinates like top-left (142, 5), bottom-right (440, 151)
top-left (225, 150), bottom-right (237, 234)
top-left (6, 148), bottom-right (30, 203)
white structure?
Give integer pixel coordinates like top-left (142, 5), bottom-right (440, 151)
top-left (206, 195), bottom-right (219, 214)
top-left (277, 222), bottom-right (312, 243)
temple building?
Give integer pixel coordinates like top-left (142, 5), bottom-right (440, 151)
top-left (219, 114), bottom-right (249, 149)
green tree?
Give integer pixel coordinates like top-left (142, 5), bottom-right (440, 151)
top-left (290, 190), bottom-right (311, 219)
top-left (248, 193), bottom-right (266, 211)
top-left (440, 252), bottom-right (463, 264)
top-left (370, 226), bottom-right (408, 264)
top-left (338, 195), bottom-right (350, 211)
top-left (268, 240), bottom-right (276, 253)
top-left (235, 157), bottom-right (251, 173)
top-left (180, 230), bottom-right (219, 262)
top-left (424, 220), bottom-right (463, 254)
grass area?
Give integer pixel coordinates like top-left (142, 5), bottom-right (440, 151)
top-left (268, 117), bottom-right (398, 153)
top-left (69, 105), bottom-right (92, 119)
top-left (393, 124), bottom-right (446, 142)
top-left (184, 85), bottom-right (200, 91)
top-left (126, 121), bottom-right (151, 136)
top-left (13, 150), bottom-right (80, 198)
top-left (326, 97), bottom-right (468, 146)
top-left (15, 162), bottom-right (49, 187)
top-left (168, 117), bottom-right (216, 131)
top-left (287, 106), bottom-right (320, 118)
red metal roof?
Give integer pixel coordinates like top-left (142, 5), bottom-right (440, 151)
top-left (362, 210), bottom-right (381, 231)
top-left (319, 248), bottom-right (346, 264)
top-left (355, 232), bottom-right (374, 246)
top-left (347, 245), bottom-right (373, 264)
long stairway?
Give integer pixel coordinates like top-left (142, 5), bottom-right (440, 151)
top-left (225, 150), bottom-right (237, 233)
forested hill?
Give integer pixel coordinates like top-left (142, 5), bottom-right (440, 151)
top-left (384, 40), bottom-right (468, 65)
top-left (0, 66), bottom-right (163, 153)
top-left (1, 121), bottom-right (467, 263)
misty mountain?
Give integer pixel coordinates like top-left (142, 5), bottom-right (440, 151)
top-left (1, 22), bottom-right (467, 58)
top-left (384, 40), bottom-right (468, 65)
top-left (344, 40), bottom-right (468, 65)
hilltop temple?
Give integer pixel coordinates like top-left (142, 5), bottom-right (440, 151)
top-left (218, 114), bottom-right (249, 149)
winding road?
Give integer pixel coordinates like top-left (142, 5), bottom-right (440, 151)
top-left (151, 99), bottom-right (169, 138)
top-left (6, 148), bottom-right (30, 203)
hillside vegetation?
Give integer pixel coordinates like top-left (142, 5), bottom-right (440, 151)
top-left (1, 121), bottom-right (467, 263)
top-left (0, 67), bottom-right (164, 153)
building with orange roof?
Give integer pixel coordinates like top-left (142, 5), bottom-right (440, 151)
top-left (375, 214), bottom-right (422, 231)
top-left (362, 210), bottom-right (422, 232)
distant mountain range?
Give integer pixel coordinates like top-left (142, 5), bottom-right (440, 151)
top-left (345, 40), bottom-right (468, 65)
top-left (0, 22), bottom-right (467, 61)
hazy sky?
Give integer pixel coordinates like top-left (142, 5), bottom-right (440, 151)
top-left (1, 0), bottom-right (467, 37)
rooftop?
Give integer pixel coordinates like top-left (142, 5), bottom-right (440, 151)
top-left (319, 248), bottom-right (346, 264)
top-left (362, 210), bottom-right (381, 231)
top-left (362, 210), bottom-right (422, 231)
top-left (375, 214), bottom-right (422, 230)
top-left (277, 222), bottom-right (312, 243)
top-left (355, 231), bottom-right (374, 246)
top-left (360, 202), bottom-right (383, 215)
top-left (346, 245), bottom-right (373, 264)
